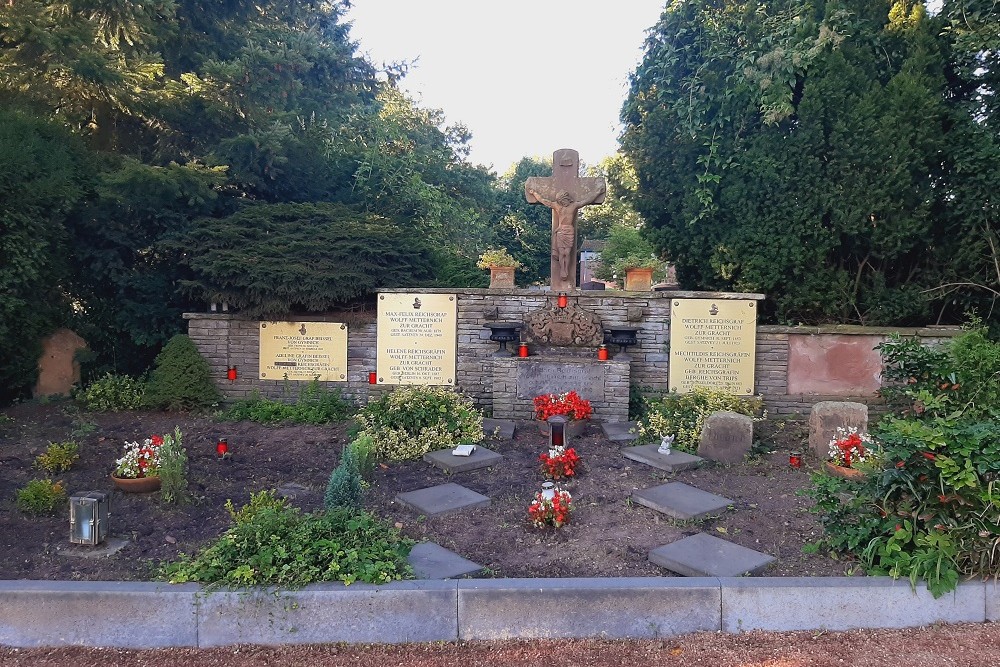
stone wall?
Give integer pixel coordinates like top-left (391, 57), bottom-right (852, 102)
top-left (184, 289), bottom-right (962, 420)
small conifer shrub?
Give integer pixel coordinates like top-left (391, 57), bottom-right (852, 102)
top-left (144, 335), bottom-right (220, 411)
top-left (324, 444), bottom-right (363, 510)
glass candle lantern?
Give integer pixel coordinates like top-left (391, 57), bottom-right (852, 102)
top-left (368, 371), bottom-right (378, 384)
top-left (557, 292), bottom-right (568, 308)
top-left (518, 342), bottom-right (529, 358)
top-left (541, 481), bottom-right (556, 501)
top-left (69, 491), bottom-right (110, 546)
top-left (597, 344), bottom-right (609, 361)
top-left (547, 414), bottom-right (568, 449)
top-left (226, 367), bottom-right (238, 381)
top-left (216, 438), bottom-right (229, 458)
top-left (789, 452), bottom-right (802, 468)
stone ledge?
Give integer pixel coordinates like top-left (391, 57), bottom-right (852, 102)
top-left (0, 578), bottom-right (993, 647)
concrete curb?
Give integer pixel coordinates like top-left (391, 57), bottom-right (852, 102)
top-left (1, 578), bottom-right (997, 648)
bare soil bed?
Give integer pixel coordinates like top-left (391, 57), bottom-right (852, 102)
top-left (0, 401), bottom-right (851, 581)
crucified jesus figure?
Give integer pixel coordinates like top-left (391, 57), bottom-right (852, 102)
top-left (526, 185), bottom-right (605, 282)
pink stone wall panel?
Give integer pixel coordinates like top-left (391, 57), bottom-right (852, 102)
top-left (787, 334), bottom-right (884, 396)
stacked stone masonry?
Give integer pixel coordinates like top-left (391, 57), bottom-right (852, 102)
top-left (184, 290), bottom-right (962, 419)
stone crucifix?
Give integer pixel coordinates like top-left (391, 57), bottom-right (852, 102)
top-left (525, 148), bottom-right (606, 291)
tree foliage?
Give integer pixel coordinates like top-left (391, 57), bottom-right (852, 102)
top-left (622, 0), bottom-right (991, 325)
top-left (173, 203), bottom-right (438, 317)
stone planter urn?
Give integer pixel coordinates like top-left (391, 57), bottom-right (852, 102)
top-left (536, 418), bottom-right (589, 439)
top-left (489, 266), bottom-right (516, 289)
top-left (111, 475), bottom-right (162, 493)
top-left (624, 267), bottom-right (654, 291)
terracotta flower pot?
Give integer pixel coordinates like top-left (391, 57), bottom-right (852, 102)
top-left (111, 475), bottom-right (162, 493)
top-left (823, 461), bottom-right (866, 481)
top-left (489, 266), bottom-right (516, 289)
top-left (536, 418), bottom-right (589, 439)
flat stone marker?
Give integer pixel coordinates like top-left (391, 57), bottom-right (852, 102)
top-left (632, 482), bottom-right (732, 521)
top-left (408, 542), bottom-right (483, 579)
top-left (623, 444), bottom-right (703, 473)
top-left (601, 421), bottom-right (638, 442)
top-left (482, 418), bottom-right (515, 440)
top-left (423, 446), bottom-right (502, 474)
top-left (649, 533), bottom-right (775, 577)
top-left (808, 401), bottom-right (869, 458)
top-left (395, 483), bottom-right (490, 518)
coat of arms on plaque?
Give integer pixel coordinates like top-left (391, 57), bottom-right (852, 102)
top-left (524, 302), bottom-right (604, 347)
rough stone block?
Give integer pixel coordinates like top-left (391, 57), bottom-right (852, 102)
top-left (457, 578), bottom-right (720, 639)
top-left (721, 578), bottom-right (985, 632)
top-left (601, 421), bottom-right (638, 442)
top-left (649, 533), bottom-right (774, 577)
top-left (482, 418), bottom-right (515, 440)
top-left (808, 401), bottom-right (869, 458)
top-left (697, 411), bottom-right (754, 464)
top-left (408, 542), bottom-right (483, 579)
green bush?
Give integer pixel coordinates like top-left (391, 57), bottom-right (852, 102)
top-left (158, 427), bottom-right (188, 504)
top-left (162, 490), bottom-right (412, 587)
top-left (356, 386), bottom-right (484, 461)
top-left (77, 373), bottom-right (145, 412)
top-left (634, 387), bottom-right (765, 452)
top-left (219, 380), bottom-right (352, 425)
top-left (34, 440), bottom-right (79, 473)
top-left (324, 445), bottom-right (363, 510)
top-left (16, 479), bottom-right (67, 515)
top-left (347, 433), bottom-right (376, 480)
top-left (144, 335), bottom-right (220, 412)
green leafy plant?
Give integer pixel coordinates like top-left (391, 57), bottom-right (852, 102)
top-left (356, 386), bottom-right (484, 461)
top-left (158, 427), bottom-right (188, 504)
top-left (347, 433), bottom-right (376, 480)
top-left (77, 373), bottom-right (145, 412)
top-left (16, 479), bottom-right (67, 515)
top-left (34, 440), bottom-right (79, 473)
top-left (144, 334), bottom-right (220, 412)
top-left (634, 387), bottom-right (765, 452)
top-left (219, 380), bottom-right (352, 425)
top-left (476, 247), bottom-right (522, 269)
top-left (162, 490), bottom-right (413, 588)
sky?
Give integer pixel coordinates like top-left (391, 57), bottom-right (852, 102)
top-left (344, 1), bottom-right (667, 173)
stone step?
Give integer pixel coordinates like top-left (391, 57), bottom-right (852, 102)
top-left (482, 418), bottom-right (515, 440)
top-left (395, 483), bottom-right (491, 518)
top-left (632, 482), bottom-right (733, 521)
top-left (649, 533), bottom-right (775, 577)
top-left (408, 542), bottom-right (483, 579)
top-left (623, 444), bottom-right (704, 473)
top-left (423, 446), bottom-right (502, 474)
top-left (601, 421), bottom-right (638, 442)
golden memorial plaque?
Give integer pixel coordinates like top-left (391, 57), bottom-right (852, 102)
top-left (669, 299), bottom-right (757, 395)
top-left (376, 293), bottom-right (457, 385)
top-left (259, 321), bottom-right (348, 381)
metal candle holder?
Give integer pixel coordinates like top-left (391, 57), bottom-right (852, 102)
top-left (604, 326), bottom-right (640, 358)
top-left (484, 322), bottom-right (522, 357)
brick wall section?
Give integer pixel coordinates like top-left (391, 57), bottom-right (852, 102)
top-left (184, 291), bottom-right (962, 419)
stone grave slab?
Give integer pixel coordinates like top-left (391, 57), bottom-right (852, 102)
top-left (601, 421), bottom-right (638, 442)
top-left (698, 411), bottom-right (754, 464)
top-left (408, 542), bottom-right (483, 579)
top-left (623, 444), bottom-right (703, 473)
top-left (649, 533), bottom-right (775, 577)
top-left (482, 418), bottom-right (515, 440)
top-left (808, 401), bottom-right (869, 458)
top-left (396, 483), bottom-right (490, 518)
top-left (423, 446), bottom-right (502, 474)
top-left (632, 482), bottom-right (732, 521)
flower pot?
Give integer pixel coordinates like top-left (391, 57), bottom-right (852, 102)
top-left (111, 475), bottom-right (162, 493)
top-left (489, 266), bottom-right (516, 289)
top-left (536, 418), bottom-right (589, 439)
top-left (624, 267), bottom-right (654, 291)
top-left (823, 462), bottom-right (866, 481)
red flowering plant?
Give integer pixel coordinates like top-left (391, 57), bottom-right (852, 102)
top-left (114, 434), bottom-right (164, 478)
top-left (539, 445), bottom-right (581, 480)
top-left (827, 427), bottom-right (875, 468)
top-left (533, 391), bottom-right (592, 421)
top-left (527, 487), bottom-right (573, 528)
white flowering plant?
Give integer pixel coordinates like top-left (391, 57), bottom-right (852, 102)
top-left (113, 434), bottom-right (164, 478)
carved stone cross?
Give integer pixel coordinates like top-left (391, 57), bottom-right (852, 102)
top-left (524, 148), bottom-right (606, 291)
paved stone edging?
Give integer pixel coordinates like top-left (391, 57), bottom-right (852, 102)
top-left (1, 577), bottom-right (996, 648)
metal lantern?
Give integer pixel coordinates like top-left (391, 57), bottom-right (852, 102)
top-left (541, 481), bottom-right (556, 501)
top-left (69, 491), bottom-right (110, 546)
top-left (547, 414), bottom-right (568, 449)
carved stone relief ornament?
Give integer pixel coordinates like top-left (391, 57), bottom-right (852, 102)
top-left (524, 302), bottom-right (604, 347)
